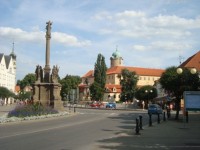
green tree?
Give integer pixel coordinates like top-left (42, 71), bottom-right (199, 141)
top-left (16, 91), bottom-right (32, 101)
top-left (0, 87), bottom-right (14, 99)
top-left (90, 54), bottom-right (107, 101)
top-left (89, 82), bottom-right (103, 101)
top-left (119, 69), bottom-right (138, 102)
top-left (160, 66), bottom-right (200, 119)
top-left (59, 75), bottom-right (81, 100)
top-left (17, 73), bottom-right (36, 90)
top-left (135, 85), bottom-right (157, 106)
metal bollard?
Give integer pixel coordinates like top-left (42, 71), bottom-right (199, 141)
top-left (135, 118), bottom-right (140, 134)
top-left (74, 107), bottom-right (76, 113)
top-left (149, 113), bottom-right (152, 126)
top-left (163, 111), bottom-right (166, 121)
top-left (186, 111), bottom-right (188, 123)
top-left (139, 115), bottom-right (143, 130)
top-left (157, 113), bottom-right (160, 124)
top-left (167, 108), bottom-right (170, 118)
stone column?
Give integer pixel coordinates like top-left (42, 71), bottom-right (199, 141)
top-left (44, 21), bottom-right (52, 83)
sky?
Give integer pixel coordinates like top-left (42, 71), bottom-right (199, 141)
top-left (0, 0), bottom-right (200, 81)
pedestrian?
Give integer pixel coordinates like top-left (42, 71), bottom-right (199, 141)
top-left (142, 101), bottom-right (145, 110)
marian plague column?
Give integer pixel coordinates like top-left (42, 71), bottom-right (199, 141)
top-left (32, 21), bottom-right (63, 111)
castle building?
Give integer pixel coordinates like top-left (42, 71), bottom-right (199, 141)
top-left (0, 43), bottom-right (17, 104)
top-left (79, 49), bottom-right (165, 102)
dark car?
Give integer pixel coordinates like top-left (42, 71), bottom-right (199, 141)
top-left (106, 102), bottom-right (116, 109)
top-left (148, 104), bottom-right (163, 114)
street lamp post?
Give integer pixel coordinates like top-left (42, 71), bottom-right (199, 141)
top-left (176, 67), bottom-right (200, 122)
top-left (145, 89), bottom-right (153, 106)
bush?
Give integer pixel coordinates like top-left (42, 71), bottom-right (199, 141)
top-left (8, 103), bottom-right (59, 118)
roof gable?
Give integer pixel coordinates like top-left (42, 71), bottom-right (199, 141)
top-left (179, 51), bottom-right (200, 71)
top-left (0, 53), bottom-right (3, 62)
top-left (4, 55), bottom-right (12, 69)
top-left (82, 70), bottom-right (94, 78)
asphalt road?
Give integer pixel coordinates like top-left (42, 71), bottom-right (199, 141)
top-left (0, 108), bottom-right (156, 150)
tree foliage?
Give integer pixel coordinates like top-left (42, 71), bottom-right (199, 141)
top-left (17, 73), bottom-right (36, 90)
top-left (59, 75), bottom-right (81, 100)
top-left (135, 85), bottom-right (157, 102)
top-left (0, 86), bottom-right (15, 99)
top-left (119, 69), bottom-right (138, 102)
top-left (90, 54), bottom-right (107, 101)
top-left (16, 91), bottom-right (32, 101)
top-left (160, 66), bottom-right (200, 119)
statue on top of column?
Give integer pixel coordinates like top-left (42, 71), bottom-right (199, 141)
top-left (46, 21), bottom-right (52, 38)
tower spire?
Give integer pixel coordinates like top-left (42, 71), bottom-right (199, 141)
top-left (12, 41), bottom-right (15, 53)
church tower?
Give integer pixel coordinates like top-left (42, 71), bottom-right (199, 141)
top-left (9, 42), bottom-right (17, 73)
top-left (110, 48), bottom-right (123, 67)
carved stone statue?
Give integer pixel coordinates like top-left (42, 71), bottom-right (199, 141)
top-left (35, 65), bottom-right (40, 82)
top-left (51, 65), bottom-right (59, 83)
top-left (46, 21), bottom-right (52, 38)
top-left (35, 65), bottom-right (44, 82)
top-left (40, 66), bottom-right (43, 82)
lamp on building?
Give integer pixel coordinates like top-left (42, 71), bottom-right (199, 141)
top-left (177, 67), bottom-right (199, 76)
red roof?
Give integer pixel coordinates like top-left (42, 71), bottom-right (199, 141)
top-left (107, 66), bottom-right (164, 76)
top-left (82, 70), bottom-right (93, 78)
top-left (15, 85), bottom-right (20, 93)
top-left (179, 51), bottom-right (200, 71)
top-left (105, 84), bottom-right (121, 93)
top-left (82, 66), bottom-right (164, 78)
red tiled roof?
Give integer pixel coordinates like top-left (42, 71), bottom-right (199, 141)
top-left (82, 66), bottom-right (164, 78)
top-left (82, 70), bottom-right (93, 78)
top-left (105, 84), bottom-right (121, 93)
top-left (179, 51), bottom-right (200, 71)
top-left (107, 66), bottom-right (164, 76)
top-left (15, 85), bottom-right (20, 92)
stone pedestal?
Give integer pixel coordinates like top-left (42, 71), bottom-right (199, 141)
top-left (32, 83), bottom-right (64, 111)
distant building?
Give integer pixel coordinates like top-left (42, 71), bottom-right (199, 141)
top-left (179, 50), bottom-right (200, 72)
top-left (0, 43), bottom-right (17, 104)
top-left (79, 49), bottom-right (165, 102)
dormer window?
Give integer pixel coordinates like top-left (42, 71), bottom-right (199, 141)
top-left (105, 87), bottom-right (109, 92)
top-left (113, 87), bottom-right (116, 92)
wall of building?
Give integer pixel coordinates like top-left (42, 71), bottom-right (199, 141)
top-left (0, 55), bottom-right (16, 92)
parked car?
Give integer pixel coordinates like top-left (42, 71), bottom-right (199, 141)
top-left (106, 102), bottom-right (116, 109)
top-left (148, 104), bottom-right (163, 114)
top-left (89, 102), bottom-right (104, 108)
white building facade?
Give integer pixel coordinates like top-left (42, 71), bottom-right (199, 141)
top-left (0, 46), bottom-right (16, 104)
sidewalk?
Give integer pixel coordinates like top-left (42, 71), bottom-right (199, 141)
top-left (97, 112), bottom-right (200, 150)
top-left (0, 104), bottom-right (16, 117)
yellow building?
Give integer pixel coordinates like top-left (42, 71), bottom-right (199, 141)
top-left (79, 49), bottom-right (164, 102)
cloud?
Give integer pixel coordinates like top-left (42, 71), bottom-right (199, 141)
top-left (53, 32), bottom-right (91, 47)
top-left (0, 27), bottom-right (91, 47)
top-left (132, 45), bottom-right (147, 51)
top-left (93, 10), bottom-right (200, 39)
top-left (0, 27), bottom-right (43, 43)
